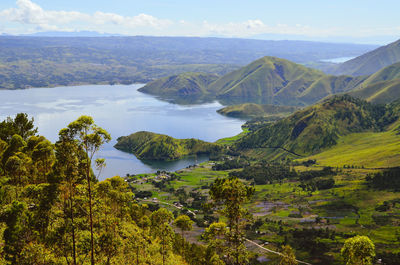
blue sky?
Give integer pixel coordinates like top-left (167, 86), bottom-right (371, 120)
top-left (0, 0), bottom-right (399, 44)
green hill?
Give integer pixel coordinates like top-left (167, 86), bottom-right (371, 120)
top-left (114, 131), bottom-right (222, 160)
top-left (140, 56), bottom-right (370, 106)
top-left (235, 95), bottom-right (397, 158)
top-left (217, 103), bottom-right (299, 120)
top-left (349, 79), bottom-right (400, 104)
top-left (347, 62), bottom-right (400, 104)
top-left (138, 72), bottom-right (219, 101)
top-left (211, 56), bottom-right (327, 105)
top-left (331, 38), bottom-right (400, 76)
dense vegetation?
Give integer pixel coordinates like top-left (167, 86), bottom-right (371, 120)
top-left (0, 36), bottom-right (376, 90)
top-left (114, 131), bottom-right (222, 160)
top-left (2, 106), bottom-right (399, 264)
top-left (0, 114), bottom-right (267, 265)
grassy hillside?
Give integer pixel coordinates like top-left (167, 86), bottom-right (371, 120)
top-left (141, 56), bottom-right (372, 106)
top-left (301, 130), bottom-right (400, 168)
top-left (347, 62), bottom-right (400, 104)
top-left (217, 103), bottom-right (299, 119)
top-left (138, 72), bottom-right (219, 101)
top-left (211, 56), bottom-right (327, 105)
top-left (114, 131), bottom-right (222, 160)
top-left (330, 38), bottom-right (400, 76)
top-left (235, 95), bottom-right (396, 157)
top-left (349, 79), bottom-right (400, 104)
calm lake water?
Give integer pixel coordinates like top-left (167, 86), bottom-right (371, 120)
top-left (0, 84), bottom-right (245, 180)
top-left (320, 56), bottom-right (355, 63)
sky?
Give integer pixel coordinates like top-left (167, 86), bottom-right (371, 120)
top-left (0, 0), bottom-right (399, 44)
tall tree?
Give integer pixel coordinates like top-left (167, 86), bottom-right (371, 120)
top-left (151, 208), bottom-right (174, 265)
top-left (54, 127), bottom-right (85, 265)
top-left (174, 214), bottom-right (193, 257)
top-left (341, 235), bottom-right (375, 265)
top-left (65, 116), bottom-right (111, 265)
top-left (209, 177), bottom-right (254, 265)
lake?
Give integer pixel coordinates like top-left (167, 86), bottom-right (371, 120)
top-left (0, 84), bottom-right (245, 180)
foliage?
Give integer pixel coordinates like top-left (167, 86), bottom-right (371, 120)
top-left (341, 235), bottom-right (375, 265)
top-left (229, 162), bottom-right (296, 185)
top-left (0, 113), bottom-right (38, 142)
top-left (279, 245), bottom-right (298, 265)
top-left (208, 177), bottom-right (254, 265)
top-left (366, 168), bottom-right (400, 191)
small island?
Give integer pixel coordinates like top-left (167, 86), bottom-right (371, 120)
top-left (114, 131), bottom-right (222, 160)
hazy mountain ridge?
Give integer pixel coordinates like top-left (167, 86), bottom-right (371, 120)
top-left (330, 38), bottom-right (400, 76)
top-left (346, 62), bottom-right (400, 103)
top-left (0, 36), bottom-right (377, 89)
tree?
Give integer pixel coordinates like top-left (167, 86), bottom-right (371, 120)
top-left (31, 137), bottom-right (55, 183)
top-left (53, 127), bottom-right (86, 265)
top-left (279, 245), bottom-right (298, 265)
top-left (151, 208), bottom-right (174, 265)
top-left (2, 134), bottom-right (26, 166)
top-left (202, 222), bottom-right (228, 264)
top-left (174, 214), bottom-right (193, 256)
top-left (341, 235), bottom-right (375, 265)
top-left (0, 201), bottom-right (31, 264)
top-left (65, 116), bottom-right (111, 265)
top-left (0, 113), bottom-right (38, 142)
top-left (209, 177), bottom-right (254, 265)
top-left (4, 152), bottom-right (30, 199)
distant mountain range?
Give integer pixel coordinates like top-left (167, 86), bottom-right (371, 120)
top-left (21, 31), bottom-right (123, 37)
top-left (139, 56), bottom-right (366, 106)
top-left (140, 38), bottom-right (400, 106)
top-left (0, 36), bottom-right (377, 89)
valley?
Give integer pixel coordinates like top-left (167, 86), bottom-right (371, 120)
top-left (1, 31), bottom-right (400, 265)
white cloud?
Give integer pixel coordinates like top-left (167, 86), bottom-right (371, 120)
top-left (0, 0), bottom-right (172, 34)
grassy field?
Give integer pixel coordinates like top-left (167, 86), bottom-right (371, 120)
top-left (215, 127), bottom-right (249, 145)
top-left (300, 130), bottom-right (400, 168)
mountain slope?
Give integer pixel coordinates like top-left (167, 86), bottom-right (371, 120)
top-left (138, 72), bottom-right (219, 100)
top-left (331, 39), bottom-right (400, 76)
top-left (140, 56), bottom-right (368, 106)
top-left (347, 62), bottom-right (400, 103)
top-left (235, 95), bottom-right (396, 157)
top-left (211, 56), bottom-right (326, 105)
